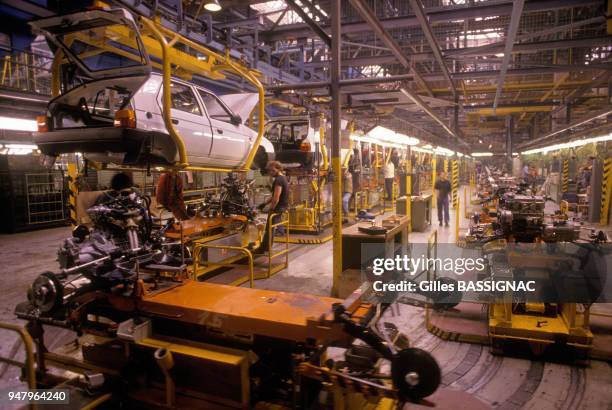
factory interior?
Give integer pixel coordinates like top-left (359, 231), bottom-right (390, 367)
top-left (0, 0), bottom-right (611, 408)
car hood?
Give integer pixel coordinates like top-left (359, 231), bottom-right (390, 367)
top-left (219, 93), bottom-right (259, 125)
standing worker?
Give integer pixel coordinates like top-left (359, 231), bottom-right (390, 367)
top-left (384, 156), bottom-right (395, 201)
top-left (348, 146), bottom-right (361, 195)
top-left (435, 171), bottom-right (451, 227)
top-left (256, 161), bottom-right (289, 254)
top-left (342, 168), bottom-right (353, 222)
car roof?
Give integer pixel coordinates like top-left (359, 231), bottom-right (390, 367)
top-left (150, 72), bottom-right (216, 95)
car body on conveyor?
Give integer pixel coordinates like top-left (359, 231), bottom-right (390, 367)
top-left (30, 8), bottom-right (273, 170)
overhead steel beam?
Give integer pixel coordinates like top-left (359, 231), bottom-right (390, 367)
top-left (284, 0), bottom-right (332, 48)
top-left (408, 0), bottom-right (456, 97)
top-left (552, 70), bottom-right (610, 115)
top-left (493, 0), bottom-right (525, 112)
top-left (268, 64), bottom-right (609, 95)
top-left (517, 106), bottom-right (612, 149)
top-left (451, 16), bottom-right (606, 57)
top-left (303, 36), bottom-right (612, 68)
top-left (262, 0), bottom-right (599, 42)
top-left (399, 88), bottom-right (469, 147)
top-left (266, 73), bottom-right (416, 92)
top-left (348, 0), bottom-right (434, 97)
top-left (448, 64), bottom-right (611, 81)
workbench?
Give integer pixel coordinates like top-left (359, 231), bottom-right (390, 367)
top-left (341, 215), bottom-right (410, 271)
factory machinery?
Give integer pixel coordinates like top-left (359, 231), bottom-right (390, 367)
top-left (14, 187), bottom-right (441, 408)
top-left (461, 170), bottom-right (609, 358)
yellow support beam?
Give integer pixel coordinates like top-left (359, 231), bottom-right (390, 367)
top-left (67, 163), bottom-right (78, 226)
top-left (562, 159), bottom-right (569, 193)
top-left (451, 160), bottom-right (459, 209)
top-left (431, 80), bottom-right (590, 94)
top-left (474, 106), bottom-right (553, 116)
top-left (601, 158), bottom-right (612, 224)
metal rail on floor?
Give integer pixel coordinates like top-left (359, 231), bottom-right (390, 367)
top-left (0, 322), bottom-right (37, 410)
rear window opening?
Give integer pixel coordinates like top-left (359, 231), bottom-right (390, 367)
top-left (266, 121), bottom-right (309, 149)
top-left (51, 86), bottom-right (132, 130)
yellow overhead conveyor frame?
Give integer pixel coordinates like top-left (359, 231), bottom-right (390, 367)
top-left (52, 3), bottom-right (265, 174)
top-left (138, 18), bottom-right (265, 173)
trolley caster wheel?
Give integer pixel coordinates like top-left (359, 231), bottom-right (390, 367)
top-left (391, 347), bottom-right (441, 401)
top-left (432, 277), bottom-right (462, 311)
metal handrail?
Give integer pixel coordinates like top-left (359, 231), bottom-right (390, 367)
top-left (0, 322), bottom-right (37, 410)
top-left (267, 210), bottom-right (289, 277)
top-left (192, 243), bottom-right (255, 287)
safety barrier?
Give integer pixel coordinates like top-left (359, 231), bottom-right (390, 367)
top-left (192, 243), bottom-right (255, 287)
top-left (267, 211), bottom-right (290, 277)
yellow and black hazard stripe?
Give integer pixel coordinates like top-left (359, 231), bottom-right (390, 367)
top-left (451, 160), bottom-right (459, 209)
top-left (67, 163), bottom-right (78, 226)
top-left (601, 158), bottom-right (612, 224)
top-left (562, 159), bottom-right (569, 193)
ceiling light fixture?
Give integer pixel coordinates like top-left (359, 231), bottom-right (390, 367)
top-left (204, 0), bottom-right (222, 12)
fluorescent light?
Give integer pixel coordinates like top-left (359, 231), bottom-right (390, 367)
top-left (0, 116), bottom-right (37, 132)
top-left (521, 133), bottom-right (612, 155)
top-left (472, 152), bottom-right (494, 157)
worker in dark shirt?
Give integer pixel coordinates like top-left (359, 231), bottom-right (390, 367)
top-left (434, 171), bottom-right (451, 227)
top-left (256, 161), bottom-right (288, 254)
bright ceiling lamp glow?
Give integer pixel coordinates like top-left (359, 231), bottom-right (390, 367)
top-left (412, 146), bottom-right (433, 154)
top-left (521, 133), bottom-right (612, 155)
top-left (434, 146), bottom-right (455, 156)
top-left (350, 134), bottom-right (403, 149)
top-left (471, 152), bottom-right (494, 157)
top-left (204, 0), bottom-right (222, 12)
top-left (366, 126), bottom-right (420, 146)
top-left (0, 116), bottom-right (37, 132)
top-left (0, 143), bottom-right (38, 155)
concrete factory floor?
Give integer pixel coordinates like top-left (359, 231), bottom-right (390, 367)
top-left (0, 187), bottom-right (611, 409)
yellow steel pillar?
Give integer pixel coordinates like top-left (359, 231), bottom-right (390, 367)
top-left (562, 159), bottom-right (569, 193)
top-left (600, 158), bottom-right (612, 225)
top-left (444, 158), bottom-right (449, 174)
top-left (331, 0), bottom-right (342, 297)
top-left (67, 163), bottom-right (78, 226)
top-left (451, 159), bottom-right (459, 209)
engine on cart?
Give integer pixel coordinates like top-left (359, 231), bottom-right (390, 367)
top-left (20, 188), bottom-right (179, 323)
top-left (197, 173), bottom-right (255, 220)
